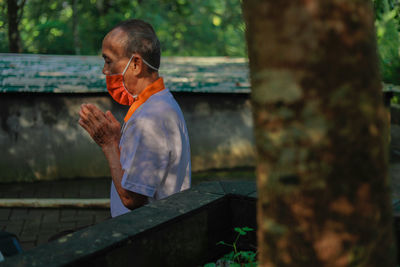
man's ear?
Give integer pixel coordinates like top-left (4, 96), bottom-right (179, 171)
top-left (131, 54), bottom-right (143, 75)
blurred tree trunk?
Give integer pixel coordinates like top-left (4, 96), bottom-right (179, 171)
top-left (7, 0), bottom-right (24, 53)
top-left (242, 0), bottom-right (396, 266)
top-left (96, 0), bottom-right (111, 15)
top-left (71, 0), bottom-right (81, 55)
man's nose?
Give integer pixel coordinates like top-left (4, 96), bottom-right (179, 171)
top-left (102, 66), bottom-right (110, 75)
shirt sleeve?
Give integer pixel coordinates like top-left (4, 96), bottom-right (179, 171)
top-left (119, 116), bottom-right (171, 198)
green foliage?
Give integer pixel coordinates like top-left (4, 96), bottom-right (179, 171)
top-left (0, 0), bottom-right (8, 51)
top-left (392, 95), bottom-right (399, 104)
top-left (2, 0), bottom-right (400, 84)
top-left (205, 227), bottom-right (258, 267)
top-left (1, 0), bottom-right (246, 57)
top-left (374, 0), bottom-right (400, 84)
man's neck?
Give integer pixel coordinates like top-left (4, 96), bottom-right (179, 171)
top-left (135, 73), bottom-right (160, 95)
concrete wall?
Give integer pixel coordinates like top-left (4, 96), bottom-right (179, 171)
top-left (0, 92), bottom-right (254, 182)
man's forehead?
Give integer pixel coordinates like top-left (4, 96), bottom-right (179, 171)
top-left (102, 29), bottom-right (128, 58)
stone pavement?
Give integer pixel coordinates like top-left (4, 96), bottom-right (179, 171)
top-left (0, 178), bottom-right (110, 251)
top-left (2, 159), bottom-right (400, 253)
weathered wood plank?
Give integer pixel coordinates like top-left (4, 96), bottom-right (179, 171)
top-left (0, 54), bottom-right (250, 93)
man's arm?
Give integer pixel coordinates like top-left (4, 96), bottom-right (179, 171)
top-left (78, 103), bottom-right (148, 210)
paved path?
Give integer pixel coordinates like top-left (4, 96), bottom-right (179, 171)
top-left (0, 178), bottom-right (110, 251)
top-left (0, 170), bottom-right (256, 252)
top-left (2, 158), bottom-right (400, 252)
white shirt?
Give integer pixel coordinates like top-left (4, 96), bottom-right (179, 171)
top-left (110, 89), bottom-right (191, 217)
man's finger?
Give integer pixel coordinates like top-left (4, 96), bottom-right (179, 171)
top-left (81, 104), bottom-right (98, 118)
top-left (87, 104), bottom-right (109, 123)
top-left (80, 104), bottom-right (92, 114)
top-left (79, 108), bottom-right (97, 127)
top-left (86, 104), bottom-right (103, 115)
top-left (79, 109), bottom-right (89, 120)
top-left (81, 104), bottom-right (107, 126)
top-left (79, 119), bottom-right (92, 134)
top-left (106, 111), bottom-right (119, 125)
top-left (80, 105), bottom-right (94, 120)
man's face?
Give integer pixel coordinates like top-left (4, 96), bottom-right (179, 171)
top-left (101, 29), bottom-right (130, 76)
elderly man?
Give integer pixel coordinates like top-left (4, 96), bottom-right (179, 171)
top-left (79, 19), bottom-right (191, 217)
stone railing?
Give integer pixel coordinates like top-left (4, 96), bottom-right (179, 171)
top-left (2, 181), bottom-right (257, 267)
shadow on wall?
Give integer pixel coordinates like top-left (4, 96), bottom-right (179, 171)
top-left (0, 92), bottom-right (255, 182)
top-left (0, 94), bottom-right (126, 182)
top-left (175, 93), bottom-right (255, 171)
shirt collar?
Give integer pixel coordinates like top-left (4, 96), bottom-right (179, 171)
top-left (124, 77), bottom-right (166, 122)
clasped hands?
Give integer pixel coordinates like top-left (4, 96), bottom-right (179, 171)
top-left (79, 104), bottom-right (121, 148)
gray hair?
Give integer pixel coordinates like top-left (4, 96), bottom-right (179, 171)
top-left (112, 19), bottom-right (161, 72)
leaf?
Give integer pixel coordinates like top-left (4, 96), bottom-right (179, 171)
top-left (238, 251), bottom-right (257, 262)
top-left (222, 251), bottom-right (235, 261)
top-left (233, 251), bottom-right (242, 260)
top-left (234, 227), bottom-right (246, 235)
top-left (242, 227), bottom-right (254, 232)
top-left (243, 263), bottom-right (258, 267)
top-left (203, 263), bottom-right (216, 267)
top-left (237, 251), bottom-right (248, 259)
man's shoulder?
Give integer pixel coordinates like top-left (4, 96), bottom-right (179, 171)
top-left (140, 89), bottom-right (181, 117)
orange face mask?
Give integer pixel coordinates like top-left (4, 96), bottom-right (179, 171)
top-left (106, 55), bottom-right (136, 106)
top-left (106, 55), bottom-right (159, 106)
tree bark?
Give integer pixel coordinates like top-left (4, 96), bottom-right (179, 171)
top-left (72, 0), bottom-right (81, 55)
top-left (242, 0), bottom-right (396, 266)
top-left (7, 0), bottom-right (22, 53)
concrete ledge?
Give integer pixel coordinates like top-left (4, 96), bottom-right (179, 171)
top-left (0, 92), bottom-right (255, 182)
top-left (0, 198), bottom-right (110, 208)
top-left (2, 181), bottom-right (257, 267)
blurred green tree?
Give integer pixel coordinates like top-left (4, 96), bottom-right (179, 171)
top-left (374, 0), bottom-right (400, 84)
top-left (1, 0), bottom-right (246, 57)
top-left (1, 0), bottom-right (399, 85)
top-left (6, 0), bottom-right (25, 52)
